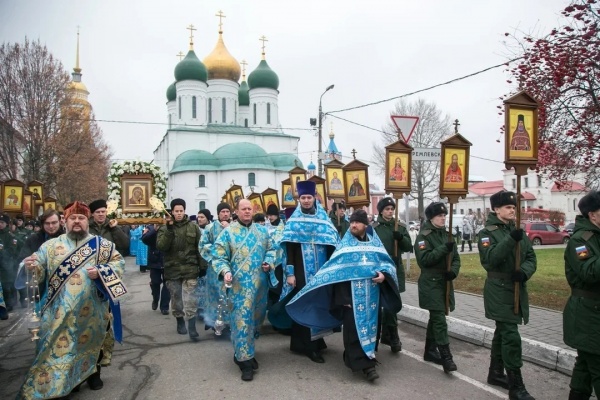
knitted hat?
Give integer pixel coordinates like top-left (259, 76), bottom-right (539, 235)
top-left (198, 209), bottom-right (213, 222)
top-left (349, 209), bottom-right (369, 225)
top-left (266, 204), bottom-right (279, 216)
top-left (490, 190), bottom-right (518, 210)
top-left (377, 197), bottom-right (395, 214)
top-left (331, 201), bottom-right (346, 212)
top-left (297, 181), bottom-right (316, 197)
top-left (0, 214), bottom-right (10, 225)
top-left (425, 202), bottom-right (448, 220)
top-left (16, 214), bottom-right (24, 221)
top-left (217, 202), bottom-right (232, 214)
top-left (64, 201), bottom-right (91, 219)
top-left (170, 198), bottom-right (186, 210)
top-left (89, 199), bottom-right (107, 213)
top-left (578, 190), bottom-right (600, 218)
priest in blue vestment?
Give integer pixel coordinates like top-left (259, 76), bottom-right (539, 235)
top-left (278, 180), bottom-right (338, 363)
top-left (287, 209), bottom-right (402, 381)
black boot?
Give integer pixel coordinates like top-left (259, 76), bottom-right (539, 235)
top-left (380, 326), bottom-right (391, 346)
top-left (188, 317), bottom-right (199, 341)
top-left (438, 344), bottom-right (457, 373)
top-left (387, 326), bottom-right (402, 353)
top-left (487, 358), bottom-right (509, 389)
top-left (568, 390), bottom-right (591, 400)
top-left (234, 357), bottom-right (254, 381)
top-left (87, 365), bottom-right (104, 390)
top-left (0, 307), bottom-right (8, 320)
top-left (423, 339), bottom-right (443, 365)
top-left (363, 366), bottom-right (379, 382)
top-left (176, 317), bottom-right (187, 335)
top-left (506, 369), bottom-right (535, 400)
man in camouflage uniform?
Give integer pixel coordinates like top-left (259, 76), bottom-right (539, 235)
top-left (414, 202), bottom-right (460, 373)
top-left (372, 197), bottom-right (412, 353)
top-left (478, 190), bottom-right (536, 400)
top-left (563, 190), bottom-right (600, 400)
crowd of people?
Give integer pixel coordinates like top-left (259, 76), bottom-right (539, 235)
top-left (2, 185), bottom-right (599, 399)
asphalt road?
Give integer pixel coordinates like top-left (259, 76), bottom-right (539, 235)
top-left (0, 257), bottom-right (572, 400)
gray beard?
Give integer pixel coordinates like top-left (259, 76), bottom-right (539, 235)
top-left (67, 230), bottom-right (88, 241)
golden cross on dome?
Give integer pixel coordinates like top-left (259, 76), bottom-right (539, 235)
top-left (187, 24), bottom-right (197, 50)
top-left (259, 35), bottom-right (268, 58)
top-left (351, 148), bottom-right (357, 159)
top-left (215, 10), bottom-right (226, 32)
top-left (240, 59), bottom-right (248, 77)
top-left (453, 119), bottom-right (460, 134)
top-left (176, 51), bottom-right (185, 61)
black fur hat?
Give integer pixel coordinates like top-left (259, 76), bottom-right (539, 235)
top-left (490, 190), bottom-right (517, 210)
top-left (377, 197), bottom-right (395, 214)
top-left (425, 202), bottom-right (448, 220)
top-left (89, 199), bottom-right (108, 213)
top-left (170, 198), bottom-right (186, 210)
top-left (578, 190), bottom-right (600, 218)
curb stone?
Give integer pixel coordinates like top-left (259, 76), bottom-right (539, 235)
top-left (398, 305), bottom-right (576, 376)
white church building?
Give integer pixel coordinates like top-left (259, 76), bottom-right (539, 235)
top-left (153, 21), bottom-right (302, 213)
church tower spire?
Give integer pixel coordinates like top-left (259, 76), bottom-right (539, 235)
top-left (68, 27), bottom-right (90, 107)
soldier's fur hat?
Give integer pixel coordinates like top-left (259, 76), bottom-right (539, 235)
top-left (331, 201), bottom-right (346, 212)
top-left (170, 198), bottom-right (186, 210)
top-left (425, 202), bottom-right (448, 220)
top-left (490, 190), bottom-right (517, 210)
top-left (89, 199), bottom-right (107, 213)
top-left (578, 190), bottom-right (600, 218)
top-left (377, 197), bottom-right (395, 214)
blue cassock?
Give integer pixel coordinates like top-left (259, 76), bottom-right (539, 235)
top-left (286, 230), bottom-right (401, 359)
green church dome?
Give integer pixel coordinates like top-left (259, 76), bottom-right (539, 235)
top-left (171, 149), bottom-right (219, 173)
top-left (238, 80), bottom-right (250, 106)
top-left (248, 59), bottom-right (279, 91)
top-left (214, 142), bottom-right (274, 170)
top-left (166, 81), bottom-right (176, 102)
top-left (270, 153), bottom-right (303, 169)
top-left (174, 50), bottom-right (208, 83)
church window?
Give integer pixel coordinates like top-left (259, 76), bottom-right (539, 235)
top-left (511, 178), bottom-right (516, 189)
top-left (248, 172), bottom-right (256, 187)
top-left (573, 199), bottom-right (577, 211)
top-left (537, 175), bottom-right (542, 187)
top-left (244, 118), bottom-right (248, 128)
top-left (198, 174), bottom-right (206, 187)
top-left (253, 104), bottom-right (257, 125)
top-left (192, 96), bottom-right (197, 119)
top-left (199, 201), bottom-right (206, 210)
top-left (208, 98), bottom-right (212, 123)
top-left (222, 98), bottom-right (226, 123)
top-left (267, 103), bottom-right (271, 124)
top-left (168, 114), bottom-right (172, 128)
top-left (524, 177), bottom-right (529, 188)
top-left (178, 96), bottom-right (181, 119)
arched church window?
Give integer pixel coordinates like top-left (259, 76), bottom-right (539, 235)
top-left (199, 201), bottom-right (206, 210)
top-left (222, 98), bottom-right (226, 123)
top-left (244, 118), bottom-right (248, 128)
top-left (267, 103), bottom-right (271, 124)
top-left (192, 96), bottom-right (197, 119)
top-left (208, 98), bottom-right (212, 123)
top-left (253, 103), bottom-right (257, 125)
top-left (178, 96), bottom-right (181, 119)
top-left (248, 172), bottom-right (256, 187)
top-left (573, 199), bottom-right (577, 211)
top-left (198, 174), bottom-right (206, 187)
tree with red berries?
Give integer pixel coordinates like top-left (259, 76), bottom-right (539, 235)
top-left (505, 0), bottom-right (599, 187)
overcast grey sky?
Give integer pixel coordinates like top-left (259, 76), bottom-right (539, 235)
top-left (0, 0), bottom-right (569, 184)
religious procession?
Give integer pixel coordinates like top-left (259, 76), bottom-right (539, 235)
top-left (1, 3), bottom-right (598, 399)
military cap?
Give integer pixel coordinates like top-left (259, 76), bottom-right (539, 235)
top-left (377, 197), bottom-right (395, 214)
top-left (490, 190), bottom-right (517, 210)
top-left (425, 202), bottom-right (448, 220)
top-left (578, 190), bottom-right (600, 218)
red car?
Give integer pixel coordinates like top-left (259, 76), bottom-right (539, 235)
top-left (521, 222), bottom-right (570, 246)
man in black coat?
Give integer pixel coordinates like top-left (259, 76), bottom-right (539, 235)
top-left (142, 224), bottom-right (170, 315)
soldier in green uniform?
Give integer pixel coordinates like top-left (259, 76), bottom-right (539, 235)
top-left (478, 190), bottom-right (536, 400)
top-left (414, 202), bottom-right (460, 373)
top-left (330, 201), bottom-right (349, 237)
top-left (372, 197), bottom-right (412, 353)
top-left (563, 191), bottom-right (600, 400)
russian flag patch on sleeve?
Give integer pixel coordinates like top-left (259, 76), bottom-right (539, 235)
top-left (576, 245), bottom-right (589, 259)
top-left (418, 241), bottom-right (426, 250)
top-left (481, 237), bottom-right (490, 247)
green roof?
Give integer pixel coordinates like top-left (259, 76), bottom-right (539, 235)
top-left (166, 81), bottom-right (176, 102)
top-left (174, 50), bottom-right (208, 83)
top-left (213, 142), bottom-right (274, 170)
top-left (238, 80), bottom-right (250, 106)
top-left (171, 149), bottom-right (219, 172)
top-left (168, 124), bottom-right (299, 139)
top-left (248, 59), bottom-right (279, 90)
top-left (270, 152), bottom-right (303, 168)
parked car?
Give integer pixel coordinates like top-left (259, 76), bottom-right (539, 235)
top-left (563, 222), bottom-right (575, 236)
top-left (521, 222), bottom-right (570, 245)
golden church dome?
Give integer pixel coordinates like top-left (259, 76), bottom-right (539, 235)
top-left (203, 32), bottom-right (241, 82)
top-left (68, 80), bottom-right (89, 93)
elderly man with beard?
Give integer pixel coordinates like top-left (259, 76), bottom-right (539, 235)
top-left (287, 210), bottom-right (401, 382)
top-left (18, 201), bottom-right (126, 399)
top-left (213, 199), bottom-right (277, 381)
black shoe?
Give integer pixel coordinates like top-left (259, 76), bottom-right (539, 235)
top-left (387, 326), bottom-right (402, 353)
top-left (87, 365), bottom-right (103, 390)
top-left (241, 366), bottom-right (253, 381)
top-left (423, 339), bottom-right (443, 365)
top-left (507, 369), bottom-right (535, 400)
top-left (161, 309), bottom-right (169, 315)
top-left (306, 351), bottom-right (324, 363)
top-left (176, 317), bottom-right (187, 335)
top-left (0, 307), bottom-right (8, 320)
top-left (234, 358), bottom-right (254, 381)
top-left (188, 317), bottom-right (199, 341)
top-left (568, 390), bottom-right (591, 400)
top-left (363, 366), bottom-right (379, 382)
top-left (151, 301), bottom-right (158, 311)
top-left (251, 358), bottom-right (259, 371)
top-left (487, 358), bottom-right (509, 389)
top-left (438, 344), bottom-right (458, 373)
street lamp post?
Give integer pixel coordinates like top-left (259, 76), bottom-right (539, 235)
top-left (317, 84), bottom-right (335, 177)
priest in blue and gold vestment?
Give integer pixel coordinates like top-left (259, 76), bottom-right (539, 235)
top-left (18, 201), bottom-right (126, 399)
top-left (213, 199), bottom-right (278, 381)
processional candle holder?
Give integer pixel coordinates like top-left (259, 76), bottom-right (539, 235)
top-left (26, 262), bottom-right (42, 341)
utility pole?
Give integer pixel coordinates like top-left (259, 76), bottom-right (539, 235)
top-left (317, 84), bottom-right (335, 177)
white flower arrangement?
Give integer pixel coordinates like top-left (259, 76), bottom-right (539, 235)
top-left (107, 161), bottom-right (167, 219)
